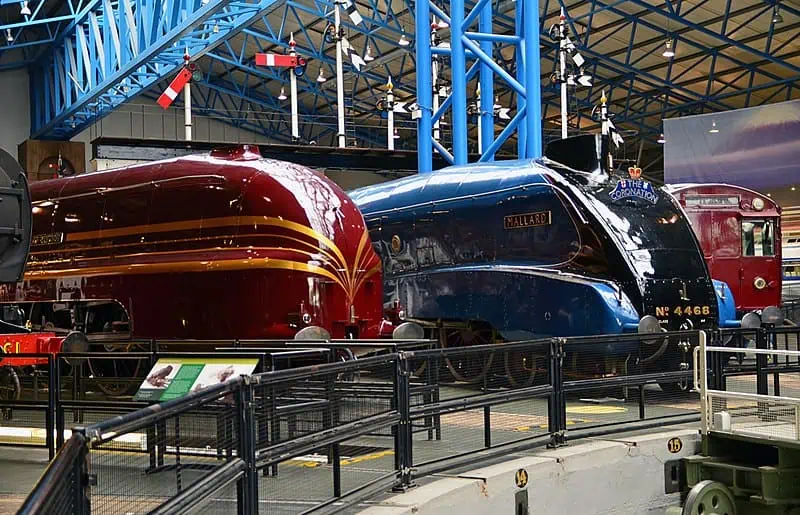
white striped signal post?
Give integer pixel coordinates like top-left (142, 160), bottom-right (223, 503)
top-left (387, 78), bottom-right (395, 150)
top-left (558, 9), bottom-right (568, 139)
top-left (551, 8), bottom-right (592, 139)
top-left (254, 34), bottom-right (307, 141)
top-left (288, 34), bottom-right (299, 141)
top-left (156, 51), bottom-right (195, 141)
top-left (334, 1), bottom-right (346, 148)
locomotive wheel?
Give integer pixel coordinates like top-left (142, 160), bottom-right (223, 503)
top-left (682, 480), bottom-right (736, 515)
top-left (87, 343), bottom-right (147, 397)
top-left (504, 350), bottom-right (544, 388)
top-left (442, 326), bottom-right (495, 384)
top-left (0, 366), bottom-right (20, 401)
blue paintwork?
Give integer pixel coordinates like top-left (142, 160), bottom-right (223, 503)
top-left (386, 264), bottom-right (640, 341)
top-left (352, 156), bottom-right (729, 347)
top-left (714, 280), bottom-right (740, 328)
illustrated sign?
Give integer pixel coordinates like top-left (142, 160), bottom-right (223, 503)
top-left (610, 179), bottom-right (659, 205)
top-left (504, 211), bottom-right (552, 230)
top-left (667, 437), bottom-right (683, 454)
top-left (134, 358), bottom-right (258, 402)
top-left (515, 468), bottom-right (529, 488)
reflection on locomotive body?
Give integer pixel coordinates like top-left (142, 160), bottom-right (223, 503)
top-left (351, 135), bottom-right (746, 380)
top-left (665, 183), bottom-right (782, 315)
top-left (0, 146), bottom-right (385, 348)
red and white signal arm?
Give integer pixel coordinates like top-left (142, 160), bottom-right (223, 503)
top-left (254, 54), bottom-right (299, 67)
top-left (157, 67), bottom-right (193, 109)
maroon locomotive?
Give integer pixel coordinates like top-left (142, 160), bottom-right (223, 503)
top-left (0, 146), bottom-right (390, 390)
top-left (665, 183), bottom-right (782, 316)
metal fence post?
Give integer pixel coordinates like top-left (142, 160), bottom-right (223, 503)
top-left (756, 328), bottom-right (768, 396)
top-left (237, 379), bottom-right (258, 514)
top-left (46, 355), bottom-right (55, 460)
top-left (55, 355), bottom-right (65, 451)
top-left (547, 338), bottom-right (566, 448)
top-left (483, 361), bottom-right (491, 449)
top-left (74, 430), bottom-right (91, 515)
top-left (394, 353), bottom-right (414, 491)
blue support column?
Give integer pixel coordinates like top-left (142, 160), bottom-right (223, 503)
top-left (415, 0), bottom-right (433, 173)
top-left (478, 1), bottom-right (493, 160)
top-left (449, 0), bottom-right (468, 164)
top-left (416, 0), bottom-right (543, 171)
top-left (515, 3), bottom-right (526, 157)
top-left (523, 0), bottom-right (542, 157)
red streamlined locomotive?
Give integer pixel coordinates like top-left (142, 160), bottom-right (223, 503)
top-left (665, 183), bottom-right (781, 315)
top-left (0, 146), bottom-right (388, 358)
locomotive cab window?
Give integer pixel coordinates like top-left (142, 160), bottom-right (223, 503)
top-left (742, 219), bottom-right (775, 257)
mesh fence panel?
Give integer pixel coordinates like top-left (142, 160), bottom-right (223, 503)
top-left (709, 393), bottom-right (800, 442)
top-left (88, 392), bottom-right (239, 515)
top-left (254, 358), bottom-right (396, 455)
top-left (562, 332), bottom-right (701, 431)
top-left (255, 357), bottom-right (398, 514)
top-left (405, 340), bottom-right (553, 466)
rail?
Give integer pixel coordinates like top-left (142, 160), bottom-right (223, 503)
top-left (19, 326), bottom-right (800, 514)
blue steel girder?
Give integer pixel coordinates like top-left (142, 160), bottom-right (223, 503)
top-left (570, 1), bottom-right (798, 97)
top-left (29, 0), bottom-right (288, 140)
top-left (484, 0), bottom-right (796, 139)
top-left (0, 0), bottom-right (87, 69)
top-left (624, 0), bottom-right (800, 77)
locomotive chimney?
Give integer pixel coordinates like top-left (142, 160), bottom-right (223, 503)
top-left (544, 133), bottom-right (612, 180)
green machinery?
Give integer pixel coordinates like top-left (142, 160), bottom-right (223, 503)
top-left (667, 335), bottom-right (800, 515)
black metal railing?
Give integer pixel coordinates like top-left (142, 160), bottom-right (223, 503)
top-left (15, 326), bottom-right (800, 514)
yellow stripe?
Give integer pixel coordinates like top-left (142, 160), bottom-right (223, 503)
top-left (33, 218), bottom-right (380, 302)
top-left (64, 215), bottom-right (348, 273)
top-left (23, 257), bottom-right (349, 293)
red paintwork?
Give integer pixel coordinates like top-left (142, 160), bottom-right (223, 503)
top-left (0, 333), bottom-right (60, 366)
top-left (0, 146), bottom-right (385, 341)
top-left (668, 183), bottom-right (782, 312)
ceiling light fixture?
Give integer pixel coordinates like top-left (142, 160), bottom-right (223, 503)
top-left (657, 133), bottom-right (666, 144)
top-left (363, 44), bottom-right (375, 62)
top-left (278, 87), bottom-right (287, 100)
top-left (5, 29), bottom-right (12, 44)
top-left (393, 128), bottom-right (400, 139)
top-left (213, 22), bottom-right (219, 33)
top-left (20, 1), bottom-right (31, 16)
top-left (662, 40), bottom-right (675, 58)
top-left (708, 120), bottom-right (719, 134)
top-left (772, 5), bottom-right (783, 24)
top-left (398, 32), bottom-right (410, 47)
top-left (316, 67), bottom-right (327, 83)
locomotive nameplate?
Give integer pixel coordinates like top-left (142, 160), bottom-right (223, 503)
top-left (31, 232), bottom-right (64, 246)
top-left (504, 211), bottom-right (551, 230)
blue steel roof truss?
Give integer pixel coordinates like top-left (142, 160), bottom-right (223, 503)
top-left (7, 0), bottom-right (799, 153)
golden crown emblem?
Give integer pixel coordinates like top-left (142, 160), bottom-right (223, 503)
top-left (628, 166), bottom-right (642, 179)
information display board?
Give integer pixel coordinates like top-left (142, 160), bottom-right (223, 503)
top-left (133, 358), bottom-right (258, 402)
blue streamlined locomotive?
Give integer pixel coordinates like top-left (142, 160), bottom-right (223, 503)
top-left (351, 135), bottom-right (753, 384)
